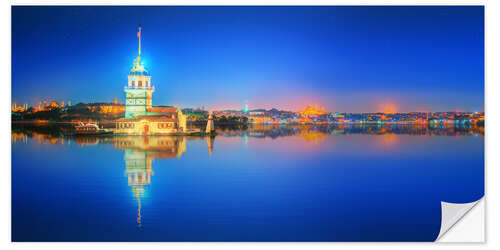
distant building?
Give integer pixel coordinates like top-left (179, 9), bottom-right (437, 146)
top-left (298, 105), bottom-right (328, 116)
top-left (29, 99), bottom-right (65, 112)
top-left (88, 103), bottom-right (125, 114)
top-left (249, 110), bottom-right (264, 116)
top-left (46, 101), bottom-right (63, 109)
top-left (11, 103), bottom-right (25, 112)
top-left (242, 101), bottom-right (249, 113)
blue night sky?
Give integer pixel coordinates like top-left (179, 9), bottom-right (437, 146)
top-left (12, 6), bottom-right (484, 112)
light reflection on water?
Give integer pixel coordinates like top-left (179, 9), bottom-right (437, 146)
top-left (11, 124), bottom-right (484, 241)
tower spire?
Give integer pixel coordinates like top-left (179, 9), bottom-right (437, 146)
top-left (137, 25), bottom-right (142, 58)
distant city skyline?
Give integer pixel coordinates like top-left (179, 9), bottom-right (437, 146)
top-left (12, 6), bottom-right (484, 112)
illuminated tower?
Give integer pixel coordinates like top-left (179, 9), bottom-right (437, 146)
top-left (125, 26), bottom-right (154, 118)
top-left (243, 101), bottom-right (249, 113)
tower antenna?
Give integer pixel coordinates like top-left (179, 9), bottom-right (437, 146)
top-left (137, 25), bottom-right (142, 58)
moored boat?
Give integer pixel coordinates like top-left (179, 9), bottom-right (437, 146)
top-left (74, 122), bottom-right (112, 135)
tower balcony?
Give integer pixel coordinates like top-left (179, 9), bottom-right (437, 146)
top-left (124, 86), bottom-right (155, 91)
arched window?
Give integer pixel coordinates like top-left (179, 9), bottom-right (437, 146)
top-left (138, 81), bottom-right (143, 87)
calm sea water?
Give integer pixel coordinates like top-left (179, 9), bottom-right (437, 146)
top-left (12, 124), bottom-right (484, 241)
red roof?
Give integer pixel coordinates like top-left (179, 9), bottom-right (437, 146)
top-left (116, 116), bottom-right (175, 122)
top-left (147, 107), bottom-right (177, 113)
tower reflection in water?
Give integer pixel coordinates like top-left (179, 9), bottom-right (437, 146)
top-left (114, 136), bottom-right (191, 227)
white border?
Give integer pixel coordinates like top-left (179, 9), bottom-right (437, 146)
top-left (4, 0), bottom-right (492, 5)
top-left (3, 0), bottom-right (497, 249)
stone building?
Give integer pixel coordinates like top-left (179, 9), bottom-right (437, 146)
top-left (115, 108), bottom-right (187, 135)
